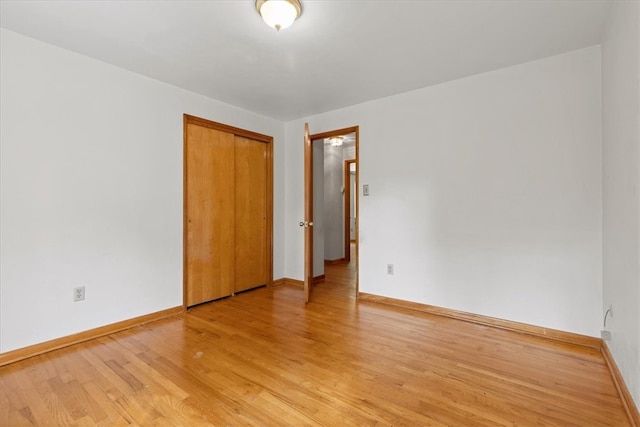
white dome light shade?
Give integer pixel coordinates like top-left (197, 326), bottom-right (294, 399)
top-left (329, 136), bottom-right (344, 147)
top-left (256, 0), bottom-right (302, 31)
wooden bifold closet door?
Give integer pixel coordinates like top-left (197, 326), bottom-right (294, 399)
top-left (184, 115), bottom-right (272, 307)
top-left (234, 136), bottom-right (269, 293)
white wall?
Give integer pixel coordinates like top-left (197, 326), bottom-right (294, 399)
top-left (312, 140), bottom-right (324, 277)
top-left (345, 147), bottom-right (356, 241)
top-left (0, 29), bottom-right (285, 353)
top-left (285, 46), bottom-right (602, 337)
top-left (602, 0), bottom-right (640, 407)
top-left (324, 145), bottom-right (345, 260)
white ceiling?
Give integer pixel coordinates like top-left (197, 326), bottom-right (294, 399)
top-left (0, 0), bottom-right (612, 121)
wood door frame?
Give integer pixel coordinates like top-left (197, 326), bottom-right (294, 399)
top-left (304, 124), bottom-right (312, 303)
top-left (308, 125), bottom-right (359, 298)
top-left (183, 114), bottom-right (274, 309)
top-left (344, 159), bottom-right (356, 263)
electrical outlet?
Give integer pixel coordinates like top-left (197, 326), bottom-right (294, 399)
top-left (601, 330), bottom-right (611, 341)
top-left (73, 286), bottom-right (85, 302)
top-left (387, 264), bottom-right (394, 275)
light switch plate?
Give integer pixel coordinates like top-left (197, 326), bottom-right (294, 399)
top-left (363, 184), bottom-right (370, 196)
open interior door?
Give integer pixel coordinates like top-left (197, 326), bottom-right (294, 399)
top-left (302, 123), bottom-right (313, 303)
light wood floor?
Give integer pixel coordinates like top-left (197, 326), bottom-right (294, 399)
top-left (0, 255), bottom-right (631, 426)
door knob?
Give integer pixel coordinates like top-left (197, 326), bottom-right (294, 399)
top-left (299, 221), bottom-right (314, 227)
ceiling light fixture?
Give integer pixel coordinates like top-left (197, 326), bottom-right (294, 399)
top-left (329, 136), bottom-right (344, 147)
top-left (256, 0), bottom-right (302, 31)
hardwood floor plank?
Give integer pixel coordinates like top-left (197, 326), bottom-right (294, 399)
top-left (0, 254), bottom-right (634, 426)
top-left (80, 380), bottom-right (131, 426)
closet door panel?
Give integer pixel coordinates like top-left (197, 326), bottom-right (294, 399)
top-left (234, 136), bottom-right (268, 292)
top-left (186, 124), bottom-right (235, 306)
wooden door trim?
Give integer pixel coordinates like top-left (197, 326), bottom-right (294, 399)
top-left (303, 123), bottom-right (312, 303)
top-left (344, 159), bottom-right (356, 263)
top-left (310, 126), bottom-right (359, 141)
top-left (183, 114), bottom-right (274, 308)
top-left (184, 114), bottom-right (272, 143)
top-left (183, 116), bottom-right (189, 308)
top-left (265, 134), bottom-right (274, 291)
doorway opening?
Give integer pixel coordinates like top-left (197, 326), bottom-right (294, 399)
top-left (308, 126), bottom-right (359, 298)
